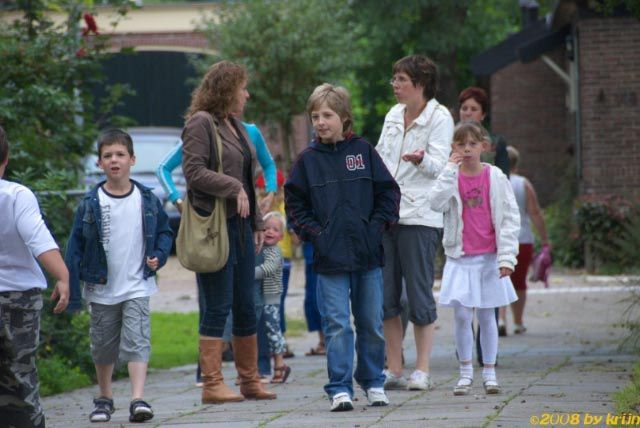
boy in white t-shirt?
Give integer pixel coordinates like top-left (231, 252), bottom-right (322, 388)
top-left (65, 129), bottom-right (173, 423)
top-left (0, 125), bottom-right (70, 428)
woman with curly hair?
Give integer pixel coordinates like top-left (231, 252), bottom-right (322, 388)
top-left (182, 60), bottom-right (276, 404)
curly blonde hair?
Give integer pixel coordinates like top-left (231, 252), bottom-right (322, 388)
top-left (186, 60), bottom-right (248, 119)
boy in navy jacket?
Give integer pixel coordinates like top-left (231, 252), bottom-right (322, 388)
top-left (285, 84), bottom-right (400, 411)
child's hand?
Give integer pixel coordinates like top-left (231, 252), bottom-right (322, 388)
top-left (402, 149), bottom-right (425, 165)
top-left (499, 267), bottom-right (513, 278)
top-left (449, 152), bottom-right (463, 165)
top-left (146, 256), bottom-right (159, 271)
top-left (51, 280), bottom-right (69, 314)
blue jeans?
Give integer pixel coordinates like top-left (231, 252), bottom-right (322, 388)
top-left (197, 217), bottom-right (256, 337)
top-left (316, 268), bottom-right (386, 398)
top-left (280, 258), bottom-right (291, 332)
top-left (304, 243), bottom-right (321, 332)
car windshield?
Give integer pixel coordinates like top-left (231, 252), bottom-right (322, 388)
top-left (86, 133), bottom-right (181, 175)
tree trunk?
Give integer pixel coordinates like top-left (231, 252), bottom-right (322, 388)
top-left (280, 120), bottom-right (293, 173)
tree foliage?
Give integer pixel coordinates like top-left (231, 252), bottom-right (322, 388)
top-left (0, 0), bottom-right (134, 394)
top-left (200, 0), bottom-right (557, 151)
top-left (348, 0), bottom-right (556, 142)
top-left (199, 0), bottom-right (357, 169)
top-left (0, 0), bottom-right (133, 181)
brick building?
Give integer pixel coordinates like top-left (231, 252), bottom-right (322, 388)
top-left (471, 0), bottom-right (640, 206)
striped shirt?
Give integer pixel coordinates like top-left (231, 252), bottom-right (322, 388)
top-left (255, 245), bottom-right (283, 305)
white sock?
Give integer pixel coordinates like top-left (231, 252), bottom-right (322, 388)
top-left (460, 364), bottom-right (473, 379)
top-left (482, 367), bottom-right (497, 382)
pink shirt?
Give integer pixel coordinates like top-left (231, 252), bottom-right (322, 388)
top-left (459, 165), bottom-right (496, 255)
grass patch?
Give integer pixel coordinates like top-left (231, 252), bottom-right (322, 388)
top-left (614, 360), bottom-right (640, 413)
top-left (284, 316), bottom-right (308, 338)
top-left (149, 312), bottom-right (199, 369)
top-left (38, 311), bottom-right (305, 396)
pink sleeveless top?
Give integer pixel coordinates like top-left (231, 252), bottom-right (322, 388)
top-left (459, 165), bottom-right (496, 255)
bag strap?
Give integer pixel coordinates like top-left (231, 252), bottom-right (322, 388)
top-left (204, 112), bottom-right (224, 174)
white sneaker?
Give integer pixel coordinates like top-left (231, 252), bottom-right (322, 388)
top-left (407, 370), bottom-right (433, 391)
top-left (365, 387), bottom-right (389, 406)
top-left (383, 369), bottom-right (408, 390)
top-left (330, 392), bottom-right (353, 412)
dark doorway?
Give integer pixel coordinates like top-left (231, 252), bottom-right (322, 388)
top-left (99, 50), bottom-right (201, 127)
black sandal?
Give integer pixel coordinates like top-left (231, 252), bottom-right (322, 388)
top-left (90, 397), bottom-right (114, 423)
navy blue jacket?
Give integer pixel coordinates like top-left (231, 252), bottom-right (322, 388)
top-left (285, 135), bottom-right (400, 274)
top-left (65, 180), bottom-right (173, 311)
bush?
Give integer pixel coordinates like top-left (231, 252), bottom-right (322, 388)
top-left (37, 355), bottom-right (92, 397)
top-left (575, 195), bottom-right (639, 272)
top-left (544, 200), bottom-right (583, 268)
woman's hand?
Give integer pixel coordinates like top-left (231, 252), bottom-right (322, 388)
top-left (254, 230), bottom-right (264, 254)
top-left (402, 149), bottom-right (425, 165)
top-left (259, 192), bottom-right (275, 214)
top-left (499, 267), bottom-right (513, 278)
top-left (237, 188), bottom-right (250, 218)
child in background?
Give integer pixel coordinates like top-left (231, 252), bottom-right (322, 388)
top-left (285, 83), bottom-right (400, 411)
top-left (66, 129), bottom-right (173, 423)
top-left (503, 145), bottom-right (550, 334)
top-left (256, 211), bottom-right (291, 383)
top-left (430, 121), bottom-right (520, 395)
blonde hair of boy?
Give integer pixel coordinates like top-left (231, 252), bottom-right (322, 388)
top-left (306, 83), bottom-right (353, 136)
top-left (263, 211), bottom-right (286, 233)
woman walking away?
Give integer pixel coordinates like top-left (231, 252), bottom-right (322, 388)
top-left (430, 121), bottom-right (520, 395)
top-left (182, 60), bottom-right (276, 404)
top-left (506, 145), bottom-right (550, 334)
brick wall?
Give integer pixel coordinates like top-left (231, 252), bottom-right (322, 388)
top-left (578, 17), bottom-right (640, 198)
top-left (491, 48), bottom-right (572, 206)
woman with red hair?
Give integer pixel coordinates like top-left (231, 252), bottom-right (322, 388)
top-left (458, 87), bottom-right (509, 177)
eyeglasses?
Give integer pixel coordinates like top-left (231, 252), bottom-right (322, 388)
top-left (389, 76), bottom-right (411, 86)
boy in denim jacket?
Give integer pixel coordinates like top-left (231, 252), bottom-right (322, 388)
top-left (66, 129), bottom-right (173, 423)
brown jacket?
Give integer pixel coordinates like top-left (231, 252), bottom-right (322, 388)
top-left (182, 111), bottom-right (263, 230)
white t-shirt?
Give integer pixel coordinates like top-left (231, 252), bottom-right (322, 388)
top-left (83, 184), bottom-right (157, 305)
top-left (0, 180), bottom-right (59, 292)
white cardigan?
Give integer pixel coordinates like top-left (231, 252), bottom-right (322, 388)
top-left (429, 162), bottom-right (521, 270)
top-left (376, 99), bottom-right (454, 227)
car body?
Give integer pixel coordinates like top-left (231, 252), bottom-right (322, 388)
top-left (84, 127), bottom-right (185, 246)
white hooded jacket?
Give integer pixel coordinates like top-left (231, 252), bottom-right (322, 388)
top-left (430, 162), bottom-right (521, 270)
top-left (376, 99), bottom-right (454, 227)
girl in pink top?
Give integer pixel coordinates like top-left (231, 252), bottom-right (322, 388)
top-left (430, 122), bottom-right (520, 396)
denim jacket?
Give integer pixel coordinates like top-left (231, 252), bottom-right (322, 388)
top-left (65, 180), bottom-right (173, 311)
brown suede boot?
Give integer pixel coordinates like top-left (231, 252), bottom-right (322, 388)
top-left (200, 337), bottom-right (244, 404)
top-left (232, 334), bottom-right (277, 400)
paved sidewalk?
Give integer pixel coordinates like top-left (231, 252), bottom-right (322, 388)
top-left (42, 259), bottom-right (639, 427)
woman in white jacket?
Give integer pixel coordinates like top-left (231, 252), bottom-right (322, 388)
top-left (376, 55), bottom-right (454, 391)
top-left (430, 121), bottom-right (520, 395)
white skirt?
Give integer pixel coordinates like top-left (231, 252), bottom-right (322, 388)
top-left (439, 253), bottom-right (518, 308)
